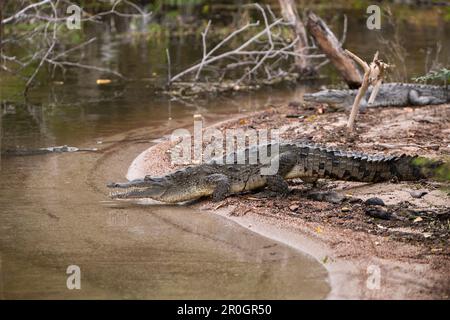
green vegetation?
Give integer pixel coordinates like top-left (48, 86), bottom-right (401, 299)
top-left (412, 157), bottom-right (450, 182)
top-left (413, 68), bottom-right (450, 86)
top-left (444, 6), bottom-right (450, 22)
top-left (435, 162), bottom-right (450, 182)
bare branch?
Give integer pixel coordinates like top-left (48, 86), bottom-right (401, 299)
top-left (52, 37), bottom-right (97, 60)
top-left (237, 3), bottom-right (274, 83)
top-left (194, 20), bottom-right (211, 81)
top-left (346, 51), bottom-right (390, 132)
top-left (340, 14), bottom-right (347, 45)
top-left (345, 49), bottom-right (369, 72)
top-left (2, 0), bottom-right (51, 24)
top-left (2, 0), bottom-right (148, 95)
top-left (24, 0), bottom-right (58, 95)
top-left (169, 4), bottom-right (324, 85)
top-left (45, 60), bottom-right (125, 78)
top-left (166, 48), bottom-right (171, 85)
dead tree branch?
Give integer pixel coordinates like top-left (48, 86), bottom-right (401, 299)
top-left (1, 0), bottom-right (151, 96)
top-left (345, 50), bottom-right (390, 132)
top-left (278, 0), bottom-right (312, 74)
top-left (168, 4), bottom-right (329, 89)
top-left (307, 11), bottom-right (362, 89)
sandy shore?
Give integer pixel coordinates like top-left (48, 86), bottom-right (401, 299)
top-left (125, 102), bottom-right (450, 299)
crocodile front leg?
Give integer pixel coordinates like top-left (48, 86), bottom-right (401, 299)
top-left (262, 151), bottom-right (297, 197)
top-left (203, 174), bottom-right (231, 202)
top-left (409, 90), bottom-right (446, 105)
top-left (266, 175), bottom-right (290, 197)
top-left (301, 176), bottom-right (319, 187)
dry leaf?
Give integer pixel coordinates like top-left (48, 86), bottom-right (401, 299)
top-left (305, 115), bottom-right (317, 122)
top-left (96, 79), bottom-right (112, 85)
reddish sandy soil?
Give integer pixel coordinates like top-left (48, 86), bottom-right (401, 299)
top-left (127, 102), bottom-right (450, 299)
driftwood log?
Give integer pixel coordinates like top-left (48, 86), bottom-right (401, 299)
top-left (306, 11), bottom-right (362, 89)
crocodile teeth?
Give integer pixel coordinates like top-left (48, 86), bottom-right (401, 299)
top-left (109, 187), bottom-right (144, 199)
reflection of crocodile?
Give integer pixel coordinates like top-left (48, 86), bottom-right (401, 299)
top-left (303, 83), bottom-right (450, 110)
top-left (2, 145), bottom-right (98, 156)
top-left (107, 142), bottom-right (442, 203)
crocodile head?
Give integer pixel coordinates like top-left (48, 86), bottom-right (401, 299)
top-left (107, 166), bottom-right (218, 203)
top-left (107, 176), bottom-right (171, 201)
top-left (303, 89), bottom-right (354, 108)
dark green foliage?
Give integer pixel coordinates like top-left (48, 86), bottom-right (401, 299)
top-left (412, 157), bottom-right (450, 182)
top-left (413, 68), bottom-right (450, 86)
top-left (435, 162), bottom-right (450, 182)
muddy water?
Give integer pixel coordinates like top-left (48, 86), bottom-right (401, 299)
top-left (0, 36), bottom-right (330, 297)
top-left (0, 117), bottom-right (329, 299)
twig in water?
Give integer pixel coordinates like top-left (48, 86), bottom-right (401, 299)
top-left (166, 48), bottom-right (171, 85)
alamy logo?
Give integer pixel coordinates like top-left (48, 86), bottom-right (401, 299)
top-left (366, 5), bottom-right (381, 30)
top-left (170, 118), bottom-right (280, 175)
top-left (107, 212), bottom-right (129, 226)
top-left (366, 265), bottom-right (381, 290)
top-left (66, 265), bottom-right (81, 290)
top-left (66, 4), bottom-right (82, 30)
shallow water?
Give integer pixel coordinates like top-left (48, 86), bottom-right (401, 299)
top-left (0, 2), bottom-right (448, 299)
top-left (1, 59), bottom-right (331, 298)
top-left (0, 126), bottom-right (329, 299)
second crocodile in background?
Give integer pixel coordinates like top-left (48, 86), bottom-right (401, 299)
top-left (303, 83), bottom-right (449, 110)
top-left (107, 142), bottom-right (443, 203)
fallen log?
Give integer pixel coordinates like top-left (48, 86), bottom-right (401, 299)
top-left (306, 11), bottom-right (362, 89)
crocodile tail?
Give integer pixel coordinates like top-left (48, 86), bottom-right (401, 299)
top-left (306, 146), bottom-right (443, 182)
top-left (392, 156), bottom-right (444, 181)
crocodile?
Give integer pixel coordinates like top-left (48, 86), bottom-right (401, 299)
top-left (1, 145), bottom-right (98, 157)
top-left (303, 83), bottom-right (449, 110)
top-left (107, 142), bottom-right (442, 203)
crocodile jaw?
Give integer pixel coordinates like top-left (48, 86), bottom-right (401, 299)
top-left (107, 178), bottom-right (215, 203)
top-left (107, 177), bottom-right (169, 201)
top-left (109, 186), bottom-right (158, 199)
